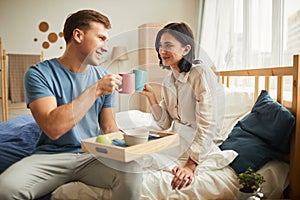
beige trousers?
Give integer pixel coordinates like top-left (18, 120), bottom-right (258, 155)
top-left (0, 153), bottom-right (142, 200)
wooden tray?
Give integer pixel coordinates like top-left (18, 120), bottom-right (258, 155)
top-left (81, 131), bottom-right (179, 162)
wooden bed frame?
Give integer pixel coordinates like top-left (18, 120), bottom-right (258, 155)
top-left (0, 36), bottom-right (44, 121)
top-left (216, 54), bottom-right (300, 199)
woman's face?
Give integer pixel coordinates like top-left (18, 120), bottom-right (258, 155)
top-left (158, 32), bottom-right (189, 71)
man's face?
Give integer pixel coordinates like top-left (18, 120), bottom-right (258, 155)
top-left (80, 21), bottom-right (109, 66)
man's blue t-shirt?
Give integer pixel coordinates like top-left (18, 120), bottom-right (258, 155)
top-left (24, 58), bottom-right (114, 154)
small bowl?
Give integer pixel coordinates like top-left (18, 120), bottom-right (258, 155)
top-left (123, 129), bottom-right (149, 146)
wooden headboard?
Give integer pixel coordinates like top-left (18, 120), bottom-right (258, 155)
top-left (216, 54), bottom-right (300, 199)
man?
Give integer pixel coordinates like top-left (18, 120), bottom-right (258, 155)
top-left (0, 9), bottom-right (142, 200)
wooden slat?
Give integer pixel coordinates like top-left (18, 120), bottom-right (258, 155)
top-left (2, 49), bottom-right (8, 121)
top-left (41, 51), bottom-right (44, 62)
top-left (227, 77), bottom-right (230, 88)
top-left (218, 66), bottom-right (295, 77)
top-left (0, 37), bottom-right (4, 121)
top-left (290, 54), bottom-right (300, 199)
top-left (8, 105), bottom-right (27, 110)
top-left (254, 76), bottom-right (259, 101)
top-left (277, 76), bottom-right (283, 104)
top-left (265, 76), bottom-right (270, 92)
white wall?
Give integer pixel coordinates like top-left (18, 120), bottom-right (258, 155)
top-left (0, 0), bottom-right (197, 111)
top-left (0, 0), bottom-right (197, 59)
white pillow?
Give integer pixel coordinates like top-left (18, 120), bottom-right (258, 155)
top-left (219, 86), bottom-right (254, 140)
top-left (115, 110), bottom-right (161, 131)
top-left (117, 87), bottom-right (253, 141)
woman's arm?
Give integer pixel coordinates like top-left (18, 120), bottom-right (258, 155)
top-left (187, 66), bottom-right (222, 164)
top-left (140, 83), bottom-right (159, 106)
top-left (140, 84), bottom-right (162, 120)
top-left (140, 83), bottom-right (173, 129)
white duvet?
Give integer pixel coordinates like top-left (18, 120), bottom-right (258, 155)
top-left (51, 88), bottom-right (290, 200)
top-left (51, 156), bottom-right (289, 200)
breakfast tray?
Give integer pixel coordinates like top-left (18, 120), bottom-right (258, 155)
top-left (81, 131), bottom-right (179, 162)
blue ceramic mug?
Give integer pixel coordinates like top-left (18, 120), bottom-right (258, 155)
top-left (132, 69), bottom-right (147, 92)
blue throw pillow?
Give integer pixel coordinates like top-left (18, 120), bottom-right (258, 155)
top-left (240, 90), bottom-right (295, 154)
top-left (220, 90), bottom-right (295, 174)
top-left (0, 116), bottom-right (40, 173)
top-left (220, 123), bottom-right (281, 174)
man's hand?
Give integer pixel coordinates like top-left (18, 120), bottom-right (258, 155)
top-left (96, 74), bottom-right (122, 96)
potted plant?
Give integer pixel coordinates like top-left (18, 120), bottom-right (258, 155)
top-left (237, 167), bottom-right (265, 200)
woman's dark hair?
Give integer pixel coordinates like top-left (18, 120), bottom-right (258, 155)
top-left (155, 22), bottom-right (200, 72)
top-left (63, 9), bottom-right (111, 44)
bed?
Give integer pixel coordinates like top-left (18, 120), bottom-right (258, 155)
top-left (0, 55), bottom-right (299, 200)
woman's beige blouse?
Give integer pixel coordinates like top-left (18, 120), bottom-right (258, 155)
top-left (151, 64), bottom-right (225, 164)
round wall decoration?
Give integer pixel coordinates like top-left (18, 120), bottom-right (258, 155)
top-left (59, 32), bottom-right (64, 38)
top-left (35, 21), bottom-right (64, 50)
top-left (39, 21), bottom-right (49, 32)
top-left (48, 32), bottom-right (58, 43)
top-left (42, 41), bottom-right (50, 49)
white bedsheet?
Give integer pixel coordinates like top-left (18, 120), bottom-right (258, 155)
top-left (141, 159), bottom-right (289, 200)
top-left (51, 108), bottom-right (289, 200)
top-left (51, 159), bottom-right (289, 200)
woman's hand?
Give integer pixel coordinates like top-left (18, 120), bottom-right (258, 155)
top-left (171, 158), bottom-right (197, 190)
top-left (140, 83), bottom-right (155, 98)
top-left (139, 84), bottom-right (158, 105)
top-left (171, 165), bottom-right (195, 190)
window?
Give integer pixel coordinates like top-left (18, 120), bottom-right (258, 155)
top-left (284, 0), bottom-right (300, 65)
top-left (200, 0), bottom-right (300, 69)
top-left (199, 0), bottom-right (300, 101)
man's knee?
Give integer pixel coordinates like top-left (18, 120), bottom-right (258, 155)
top-left (116, 162), bottom-right (143, 187)
top-left (0, 177), bottom-right (24, 199)
top-left (112, 171), bottom-right (142, 200)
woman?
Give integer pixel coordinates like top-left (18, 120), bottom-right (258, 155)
top-left (140, 22), bottom-right (226, 191)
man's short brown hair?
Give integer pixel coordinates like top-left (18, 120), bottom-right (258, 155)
top-left (63, 9), bottom-right (111, 43)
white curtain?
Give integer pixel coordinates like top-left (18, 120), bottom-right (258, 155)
top-left (198, 0), bottom-right (300, 71)
top-left (199, 0), bottom-right (235, 69)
